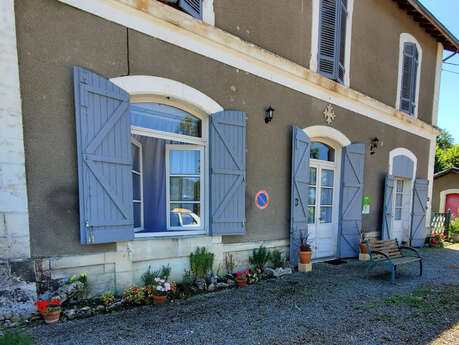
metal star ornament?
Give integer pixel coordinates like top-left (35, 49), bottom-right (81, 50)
top-left (323, 104), bottom-right (336, 125)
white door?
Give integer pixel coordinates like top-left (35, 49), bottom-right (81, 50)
top-left (308, 162), bottom-right (338, 259)
top-left (392, 178), bottom-right (412, 244)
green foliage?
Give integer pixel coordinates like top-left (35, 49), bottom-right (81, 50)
top-left (270, 249), bottom-right (284, 268)
top-left (190, 247), bottom-right (214, 279)
top-left (99, 291), bottom-right (115, 305)
top-left (0, 330), bottom-right (33, 345)
top-left (142, 265), bottom-right (171, 286)
top-left (123, 286), bottom-right (146, 305)
top-left (249, 245), bottom-right (271, 270)
top-left (435, 129), bottom-right (458, 173)
top-left (182, 269), bottom-right (194, 286)
top-left (449, 220), bottom-right (459, 234)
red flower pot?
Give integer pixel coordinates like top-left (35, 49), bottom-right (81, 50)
top-left (359, 242), bottom-right (368, 254)
top-left (153, 295), bottom-right (167, 306)
top-left (41, 310), bottom-right (61, 325)
top-left (236, 278), bottom-right (247, 288)
top-left (298, 251), bottom-right (312, 264)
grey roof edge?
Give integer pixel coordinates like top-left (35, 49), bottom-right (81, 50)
top-left (434, 167), bottom-right (459, 179)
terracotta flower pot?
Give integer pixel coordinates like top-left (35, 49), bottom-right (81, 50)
top-left (236, 278), bottom-right (247, 288)
top-left (41, 309), bottom-right (61, 325)
top-left (298, 250), bottom-right (312, 264)
top-left (359, 242), bottom-right (368, 254)
top-left (153, 294), bottom-right (168, 306)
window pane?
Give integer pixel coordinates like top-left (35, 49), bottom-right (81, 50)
top-left (131, 143), bottom-right (140, 172)
top-left (131, 103), bottom-right (201, 137)
top-left (132, 173), bottom-right (141, 200)
top-left (170, 177), bottom-right (200, 201)
top-left (321, 188), bottom-right (333, 205)
top-left (308, 187), bottom-right (316, 205)
top-left (133, 202), bottom-right (141, 228)
top-left (309, 167), bottom-right (317, 185)
top-left (395, 208), bottom-right (402, 221)
top-left (169, 150), bottom-right (200, 175)
top-left (396, 180), bottom-right (404, 193)
top-left (308, 207), bottom-right (315, 224)
top-left (310, 142), bottom-right (335, 161)
top-left (320, 207), bottom-right (332, 224)
top-left (395, 193), bottom-right (402, 207)
top-left (170, 203), bottom-right (200, 228)
top-left (321, 169), bottom-right (334, 187)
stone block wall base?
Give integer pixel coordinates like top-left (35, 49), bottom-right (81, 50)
top-left (298, 263), bottom-right (312, 272)
top-left (359, 253), bottom-right (370, 261)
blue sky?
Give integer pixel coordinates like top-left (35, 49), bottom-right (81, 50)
top-left (419, 0), bottom-right (459, 144)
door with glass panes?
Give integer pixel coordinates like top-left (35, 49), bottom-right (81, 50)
top-left (392, 178), bottom-right (412, 244)
top-left (308, 142), bottom-right (338, 259)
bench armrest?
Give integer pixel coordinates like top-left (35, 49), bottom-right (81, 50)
top-left (369, 250), bottom-right (393, 264)
top-left (399, 246), bottom-right (421, 258)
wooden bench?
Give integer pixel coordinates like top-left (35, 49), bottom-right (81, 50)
top-left (364, 239), bottom-right (422, 283)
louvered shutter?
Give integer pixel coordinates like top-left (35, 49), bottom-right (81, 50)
top-left (210, 110), bottom-right (246, 235)
top-left (400, 43), bottom-right (418, 115)
top-left (73, 66), bottom-right (134, 244)
top-left (410, 179), bottom-right (428, 247)
top-left (318, 0), bottom-right (347, 83)
top-left (381, 175), bottom-right (395, 240)
top-left (337, 143), bottom-right (365, 258)
top-left (178, 0), bottom-right (202, 19)
top-left (290, 127), bottom-right (310, 266)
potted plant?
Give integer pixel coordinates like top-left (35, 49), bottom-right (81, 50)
top-left (298, 232), bottom-right (312, 264)
top-left (151, 277), bottom-right (171, 306)
top-left (34, 298), bottom-right (61, 325)
top-left (235, 270), bottom-right (249, 288)
top-left (430, 233), bottom-right (446, 248)
top-left (450, 220), bottom-right (459, 242)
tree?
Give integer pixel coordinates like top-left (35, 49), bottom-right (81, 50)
top-left (435, 129), bottom-right (459, 173)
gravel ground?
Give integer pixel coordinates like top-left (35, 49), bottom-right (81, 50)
top-left (29, 245), bottom-right (459, 345)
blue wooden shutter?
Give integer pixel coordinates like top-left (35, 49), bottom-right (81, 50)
top-left (73, 66), bottom-right (134, 244)
top-left (337, 143), bottom-right (365, 257)
top-left (290, 127), bottom-right (310, 266)
top-left (210, 110), bottom-right (246, 235)
top-left (381, 175), bottom-right (395, 240)
top-left (318, 0), bottom-right (347, 83)
top-left (178, 0), bottom-right (202, 19)
top-left (410, 179), bottom-right (428, 247)
top-left (400, 43), bottom-right (418, 115)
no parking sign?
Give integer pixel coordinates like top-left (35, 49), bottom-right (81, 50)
top-left (255, 190), bottom-right (270, 210)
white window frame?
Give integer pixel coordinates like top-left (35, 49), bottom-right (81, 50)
top-left (396, 33), bottom-right (422, 118)
top-left (166, 144), bottom-right (205, 232)
top-left (310, 0), bottom-right (354, 87)
top-left (131, 137), bottom-right (144, 231)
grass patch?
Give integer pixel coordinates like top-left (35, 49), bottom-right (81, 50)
top-left (0, 330), bottom-right (33, 345)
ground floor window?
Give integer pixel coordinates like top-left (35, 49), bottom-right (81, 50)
top-left (131, 102), bottom-right (206, 235)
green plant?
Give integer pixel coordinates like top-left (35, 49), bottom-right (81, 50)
top-left (99, 291), bottom-right (115, 305)
top-left (142, 265), bottom-right (171, 286)
top-left (224, 253), bottom-right (238, 274)
top-left (300, 232), bottom-right (312, 251)
top-left (182, 269), bottom-right (194, 285)
top-left (249, 245), bottom-right (271, 270)
top-left (235, 270), bottom-right (249, 281)
top-left (0, 330), bottom-right (33, 345)
top-left (270, 249), bottom-right (284, 268)
top-left (449, 220), bottom-right (459, 234)
top-left (67, 272), bottom-right (89, 298)
top-left (190, 247), bottom-right (214, 278)
top-left (123, 286), bottom-right (146, 305)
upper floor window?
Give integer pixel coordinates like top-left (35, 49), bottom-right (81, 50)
top-left (396, 34), bottom-right (422, 117)
top-left (157, 0), bottom-right (203, 19)
top-left (317, 0), bottom-right (349, 84)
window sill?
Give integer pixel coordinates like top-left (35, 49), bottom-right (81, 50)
top-left (134, 230), bottom-right (208, 240)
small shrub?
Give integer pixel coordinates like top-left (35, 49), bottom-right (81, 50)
top-left (182, 269), bottom-right (194, 286)
top-left (249, 245), bottom-right (271, 270)
top-left (190, 247), bottom-right (214, 279)
top-left (142, 265), bottom-right (171, 286)
top-left (0, 330), bottom-right (33, 345)
top-left (449, 220), bottom-right (459, 234)
top-left (270, 249), bottom-right (284, 268)
top-left (99, 291), bottom-right (115, 305)
top-left (224, 253), bottom-right (238, 274)
top-left (67, 272), bottom-right (89, 298)
top-left (123, 286), bottom-right (146, 305)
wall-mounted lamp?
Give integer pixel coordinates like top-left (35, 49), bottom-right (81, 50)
top-left (370, 137), bottom-right (383, 155)
top-left (265, 106), bottom-right (275, 123)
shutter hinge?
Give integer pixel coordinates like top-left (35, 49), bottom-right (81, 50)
top-left (243, 219), bottom-right (246, 228)
top-left (85, 221), bottom-right (94, 244)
